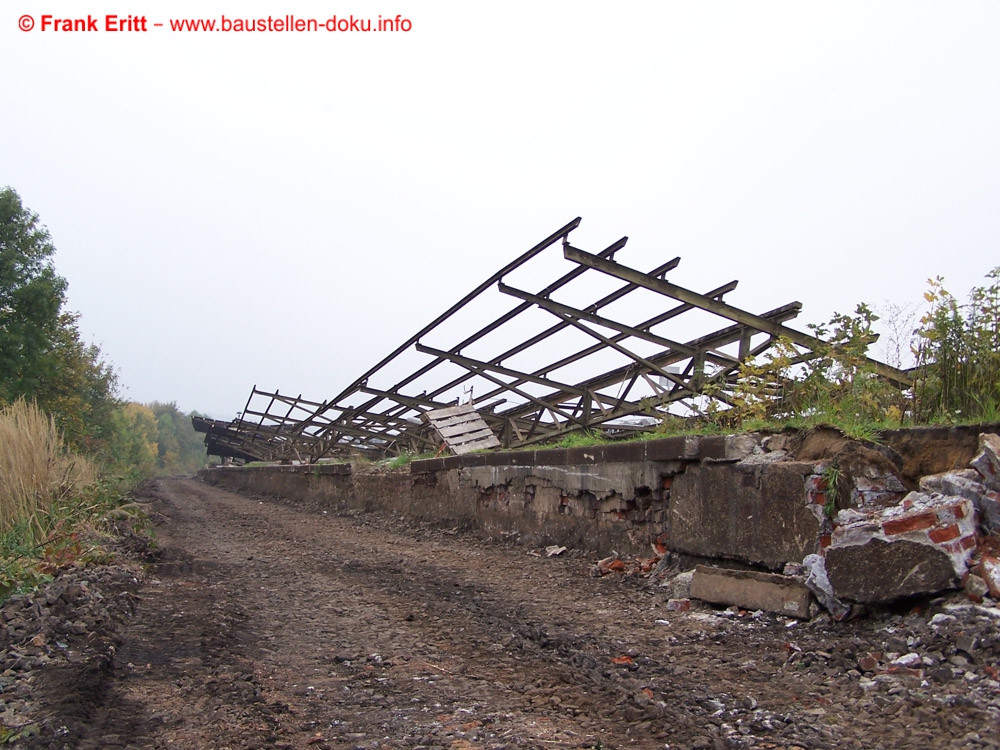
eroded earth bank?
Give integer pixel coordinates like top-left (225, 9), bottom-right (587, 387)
top-left (10, 477), bottom-right (1000, 749)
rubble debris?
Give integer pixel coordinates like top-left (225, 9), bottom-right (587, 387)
top-left (971, 433), bottom-right (1000, 492)
top-left (802, 554), bottom-right (851, 621)
top-left (659, 569), bottom-right (695, 598)
top-left (795, 435), bottom-right (1000, 612)
top-left (593, 554), bottom-right (661, 577)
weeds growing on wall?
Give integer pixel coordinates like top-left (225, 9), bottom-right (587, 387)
top-left (693, 303), bottom-right (908, 439)
top-left (673, 268), bottom-right (1000, 437)
top-left (912, 268), bottom-right (1000, 424)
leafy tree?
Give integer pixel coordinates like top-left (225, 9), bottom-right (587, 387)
top-left (0, 187), bottom-right (121, 453)
top-left (102, 402), bottom-right (159, 476)
top-left (0, 187), bottom-right (67, 404)
top-left (147, 402), bottom-right (207, 474)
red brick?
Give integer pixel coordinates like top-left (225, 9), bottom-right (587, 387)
top-left (811, 491), bottom-right (827, 506)
top-left (653, 533), bottom-right (669, 555)
top-left (929, 524), bottom-right (961, 543)
top-left (819, 534), bottom-right (832, 549)
top-left (959, 534), bottom-right (978, 551)
top-left (944, 534), bottom-right (979, 555)
top-left (882, 511), bottom-right (937, 536)
top-left (858, 653), bottom-right (879, 672)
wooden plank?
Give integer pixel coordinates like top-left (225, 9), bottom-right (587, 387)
top-left (452, 439), bottom-right (500, 455)
top-left (437, 423), bottom-right (492, 440)
top-left (449, 429), bottom-right (498, 442)
top-left (433, 413), bottom-right (483, 429)
top-left (425, 404), bottom-right (500, 455)
top-left (425, 403), bottom-right (480, 420)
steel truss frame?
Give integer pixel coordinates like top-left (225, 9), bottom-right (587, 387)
top-left (199, 219), bottom-right (911, 462)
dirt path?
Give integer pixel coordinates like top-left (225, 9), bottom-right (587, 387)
top-left (48, 478), bottom-right (1000, 749)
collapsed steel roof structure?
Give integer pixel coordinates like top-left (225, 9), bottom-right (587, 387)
top-left (196, 218), bottom-right (911, 462)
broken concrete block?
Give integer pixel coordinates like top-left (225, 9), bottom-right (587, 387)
top-left (669, 461), bottom-right (822, 569)
top-left (825, 538), bottom-right (960, 603)
top-left (970, 433), bottom-right (1000, 492)
top-left (851, 470), bottom-right (908, 509)
top-left (922, 471), bottom-right (987, 505)
top-left (802, 553), bottom-right (851, 620)
top-left (665, 598), bottom-right (691, 612)
top-left (920, 468), bottom-right (982, 495)
top-left (690, 565), bottom-right (814, 619)
top-left (761, 434), bottom-right (792, 453)
top-left (724, 433), bottom-right (760, 461)
top-left (659, 569), bottom-right (695, 598)
top-left (981, 491), bottom-right (1000, 533)
top-left (824, 492), bottom-right (979, 603)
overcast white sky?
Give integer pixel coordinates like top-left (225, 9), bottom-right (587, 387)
top-left (3, 1), bottom-right (998, 418)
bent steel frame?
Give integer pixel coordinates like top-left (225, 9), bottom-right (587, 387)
top-left (201, 219), bottom-right (911, 462)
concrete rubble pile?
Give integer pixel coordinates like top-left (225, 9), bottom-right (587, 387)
top-left (690, 433), bottom-right (1000, 620)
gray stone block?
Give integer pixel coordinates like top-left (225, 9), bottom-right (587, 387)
top-left (825, 538), bottom-right (959, 603)
top-left (690, 565), bottom-right (813, 618)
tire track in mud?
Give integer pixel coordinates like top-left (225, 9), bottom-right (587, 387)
top-left (67, 478), bottom-right (998, 750)
top-left (74, 479), bottom-right (674, 749)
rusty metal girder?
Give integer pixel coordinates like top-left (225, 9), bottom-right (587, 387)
top-left (199, 218), bottom-right (910, 462)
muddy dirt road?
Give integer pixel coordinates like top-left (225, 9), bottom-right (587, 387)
top-left (37, 478), bottom-right (1000, 749)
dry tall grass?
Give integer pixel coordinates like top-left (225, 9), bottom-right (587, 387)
top-left (0, 400), bottom-right (94, 534)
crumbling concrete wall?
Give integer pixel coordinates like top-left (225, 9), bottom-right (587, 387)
top-left (200, 427), bottom-right (1000, 618)
top-left (669, 461), bottom-right (820, 569)
top-left (202, 435), bottom-right (768, 554)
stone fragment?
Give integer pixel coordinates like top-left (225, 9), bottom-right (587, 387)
top-left (690, 565), bottom-right (814, 619)
top-left (723, 433), bottom-right (760, 461)
top-left (965, 573), bottom-right (990, 601)
top-left (891, 653), bottom-right (923, 669)
top-left (920, 468), bottom-right (982, 495)
top-left (970, 433), bottom-right (1000, 492)
top-left (761, 434), bottom-right (792, 453)
top-left (802, 554), bottom-right (851, 620)
top-left (979, 554), bottom-right (1000, 599)
top-left (825, 538), bottom-right (959, 603)
top-left (836, 508), bottom-right (869, 525)
top-left (956, 635), bottom-right (977, 655)
top-left (665, 598), bottom-right (691, 612)
top-left (659, 569), bottom-right (695, 598)
top-left (981, 492), bottom-right (1000, 533)
top-left (941, 473), bottom-right (987, 504)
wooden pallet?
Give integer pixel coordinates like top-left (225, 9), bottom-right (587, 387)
top-left (424, 404), bottom-right (501, 455)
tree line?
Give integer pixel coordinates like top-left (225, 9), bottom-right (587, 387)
top-left (0, 186), bottom-right (207, 477)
